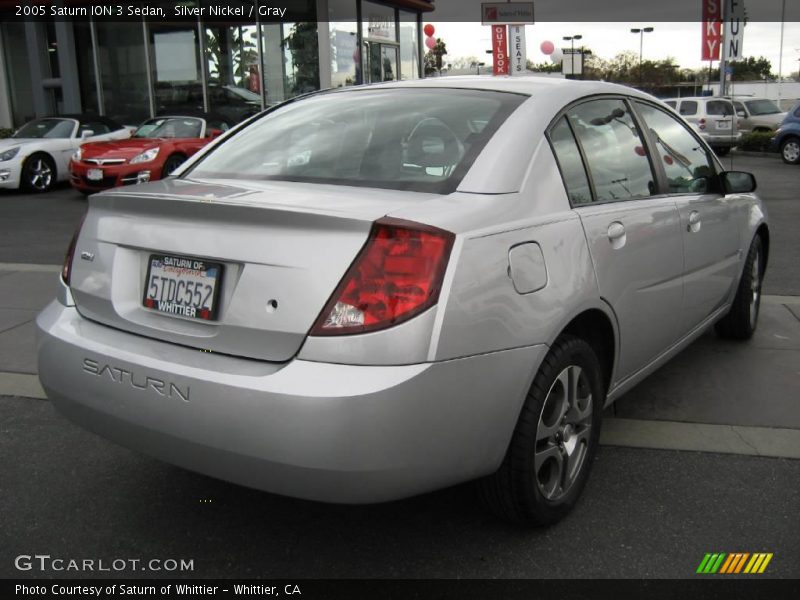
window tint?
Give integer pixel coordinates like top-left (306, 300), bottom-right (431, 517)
top-left (733, 101), bottom-right (745, 113)
top-left (706, 100), bottom-right (733, 116)
top-left (664, 100), bottom-right (677, 109)
top-left (549, 117), bottom-right (592, 205)
top-left (567, 99), bottom-right (656, 203)
top-left (636, 102), bottom-right (715, 195)
top-left (679, 101), bottom-right (698, 116)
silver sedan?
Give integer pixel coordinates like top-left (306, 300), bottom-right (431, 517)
top-left (37, 77), bottom-right (768, 526)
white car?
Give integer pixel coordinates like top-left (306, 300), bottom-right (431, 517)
top-left (0, 115), bottom-right (130, 193)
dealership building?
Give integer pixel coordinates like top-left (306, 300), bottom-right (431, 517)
top-left (0, 0), bottom-right (434, 128)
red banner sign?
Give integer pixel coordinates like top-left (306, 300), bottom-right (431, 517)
top-left (492, 25), bottom-right (509, 75)
top-left (701, 0), bottom-right (722, 61)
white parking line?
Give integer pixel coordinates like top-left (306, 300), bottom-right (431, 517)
top-left (0, 263), bottom-right (61, 273)
top-left (0, 372), bottom-right (46, 399)
top-left (601, 418), bottom-right (800, 460)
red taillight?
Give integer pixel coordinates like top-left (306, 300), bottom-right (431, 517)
top-left (310, 217), bottom-right (455, 336)
top-left (62, 215), bottom-right (86, 286)
top-left (698, 118), bottom-right (706, 130)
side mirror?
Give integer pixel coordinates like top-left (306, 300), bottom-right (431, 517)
top-left (208, 128), bottom-right (223, 139)
top-left (721, 171), bottom-right (757, 194)
top-left (80, 129), bottom-right (94, 139)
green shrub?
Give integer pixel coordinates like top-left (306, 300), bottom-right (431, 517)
top-left (737, 131), bottom-right (775, 152)
top-left (0, 128), bottom-right (14, 139)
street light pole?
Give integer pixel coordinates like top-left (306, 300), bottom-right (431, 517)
top-left (562, 34), bottom-right (582, 78)
top-left (630, 27), bottom-right (654, 88)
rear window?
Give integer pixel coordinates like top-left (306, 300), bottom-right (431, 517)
top-left (187, 88), bottom-right (526, 194)
top-left (679, 101), bottom-right (698, 116)
top-left (706, 100), bottom-right (733, 116)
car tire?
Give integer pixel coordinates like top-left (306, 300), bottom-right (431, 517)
top-left (21, 153), bottom-right (56, 193)
top-left (780, 137), bottom-right (800, 165)
top-left (162, 154), bottom-right (186, 178)
top-left (479, 334), bottom-right (604, 526)
top-left (715, 235), bottom-right (764, 340)
top-left (714, 146), bottom-right (730, 157)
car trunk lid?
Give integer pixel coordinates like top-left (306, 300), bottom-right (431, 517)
top-left (69, 178), bottom-right (439, 362)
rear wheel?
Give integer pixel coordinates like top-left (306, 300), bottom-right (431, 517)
top-left (161, 154), bottom-right (186, 178)
top-left (715, 235), bottom-right (764, 340)
top-left (714, 146), bottom-right (730, 157)
top-left (780, 137), bottom-right (800, 165)
top-left (479, 334), bottom-right (604, 526)
top-left (21, 153), bottom-right (56, 192)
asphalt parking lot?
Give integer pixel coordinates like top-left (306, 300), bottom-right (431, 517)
top-left (0, 153), bottom-right (798, 580)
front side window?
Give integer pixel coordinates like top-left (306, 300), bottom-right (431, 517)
top-left (636, 102), bottom-right (715, 195)
top-left (745, 99), bottom-right (781, 116)
top-left (14, 119), bottom-right (75, 139)
top-left (187, 88), bottom-right (526, 194)
top-left (566, 99), bottom-right (656, 203)
top-left (549, 117), bottom-right (592, 205)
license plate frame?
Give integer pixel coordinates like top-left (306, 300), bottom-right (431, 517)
top-left (86, 168), bottom-right (103, 181)
top-left (142, 254), bottom-right (224, 322)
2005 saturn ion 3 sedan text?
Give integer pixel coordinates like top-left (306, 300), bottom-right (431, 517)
top-left (37, 77), bottom-right (769, 525)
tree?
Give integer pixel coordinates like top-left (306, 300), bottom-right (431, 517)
top-left (424, 38), bottom-right (447, 75)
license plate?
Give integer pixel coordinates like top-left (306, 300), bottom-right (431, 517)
top-left (87, 168), bottom-right (103, 181)
top-left (142, 254), bottom-right (223, 321)
top-left (716, 120), bottom-right (731, 130)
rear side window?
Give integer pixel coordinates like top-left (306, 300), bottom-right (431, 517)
top-left (679, 101), bottom-right (698, 116)
top-left (664, 100), bottom-right (677, 109)
top-left (707, 100), bottom-right (733, 116)
top-left (566, 99), bottom-right (656, 203)
top-left (188, 88), bottom-right (527, 194)
top-left (549, 117), bottom-right (592, 205)
top-left (635, 102), bottom-right (715, 195)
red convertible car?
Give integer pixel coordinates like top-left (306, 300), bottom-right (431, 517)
top-left (69, 114), bottom-right (230, 194)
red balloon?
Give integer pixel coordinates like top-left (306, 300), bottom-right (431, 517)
top-left (424, 24), bottom-right (435, 37)
top-left (425, 36), bottom-right (436, 50)
top-left (540, 40), bottom-right (555, 55)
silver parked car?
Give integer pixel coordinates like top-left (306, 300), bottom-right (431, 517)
top-left (663, 96), bottom-right (741, 156)
top-left (37, 78), bottom-right (769, 526)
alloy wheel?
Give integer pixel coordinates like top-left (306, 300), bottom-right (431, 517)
top-left (29, 158), bottom-right (53, 191)
top-left (534, 365), bottom-right (593, 501)
top-left (749, 249), bottom-right (761, 327)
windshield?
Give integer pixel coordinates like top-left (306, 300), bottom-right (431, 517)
top-left (14, 119), bottom-right (75, 139)
top-left (134, 117), bottom-right (203, 139)
top-left (744, 99), bottom-right (781, 116)
top-left (187, 88), bottom-right (526, 194)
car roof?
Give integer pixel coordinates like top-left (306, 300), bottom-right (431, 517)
top-left (325, 75), bottom-right (665, 106)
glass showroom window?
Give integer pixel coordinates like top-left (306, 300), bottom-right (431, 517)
top-left (95, 22), bottom-right (151, 125)
top-left (204, 1), bottom-right (262, 124)
top-left (399, 9), bottom-right (420, 80)
top-left (329, 0), bottom-right (360, 88)
top-left (148, 17), bottom-right (203, 118)
top-left (282, 22), bottom-right (321, 97)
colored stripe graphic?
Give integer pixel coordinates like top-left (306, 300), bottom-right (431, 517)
top-left (700, 552), bottom-right (772, 574)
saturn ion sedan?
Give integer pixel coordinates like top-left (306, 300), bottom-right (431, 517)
top-left (37, 77), bottom-right (768, 525)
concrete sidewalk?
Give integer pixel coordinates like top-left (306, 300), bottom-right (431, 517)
top-left (2, 262), bottom-right (799, 459)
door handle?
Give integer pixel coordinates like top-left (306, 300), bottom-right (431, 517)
top-left (687, 210), bottom-right (701, 233)
top-left (607, 221), bottom-right (626, 249)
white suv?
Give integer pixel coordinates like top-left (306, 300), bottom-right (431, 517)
top-left (664, 97), bottom-right (741, 156)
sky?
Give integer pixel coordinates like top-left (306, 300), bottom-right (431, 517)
top-left (431, 21), bottom-right (800, 75)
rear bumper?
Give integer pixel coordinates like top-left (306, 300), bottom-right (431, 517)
top-left (36, 301), bottom-right (543, 503)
